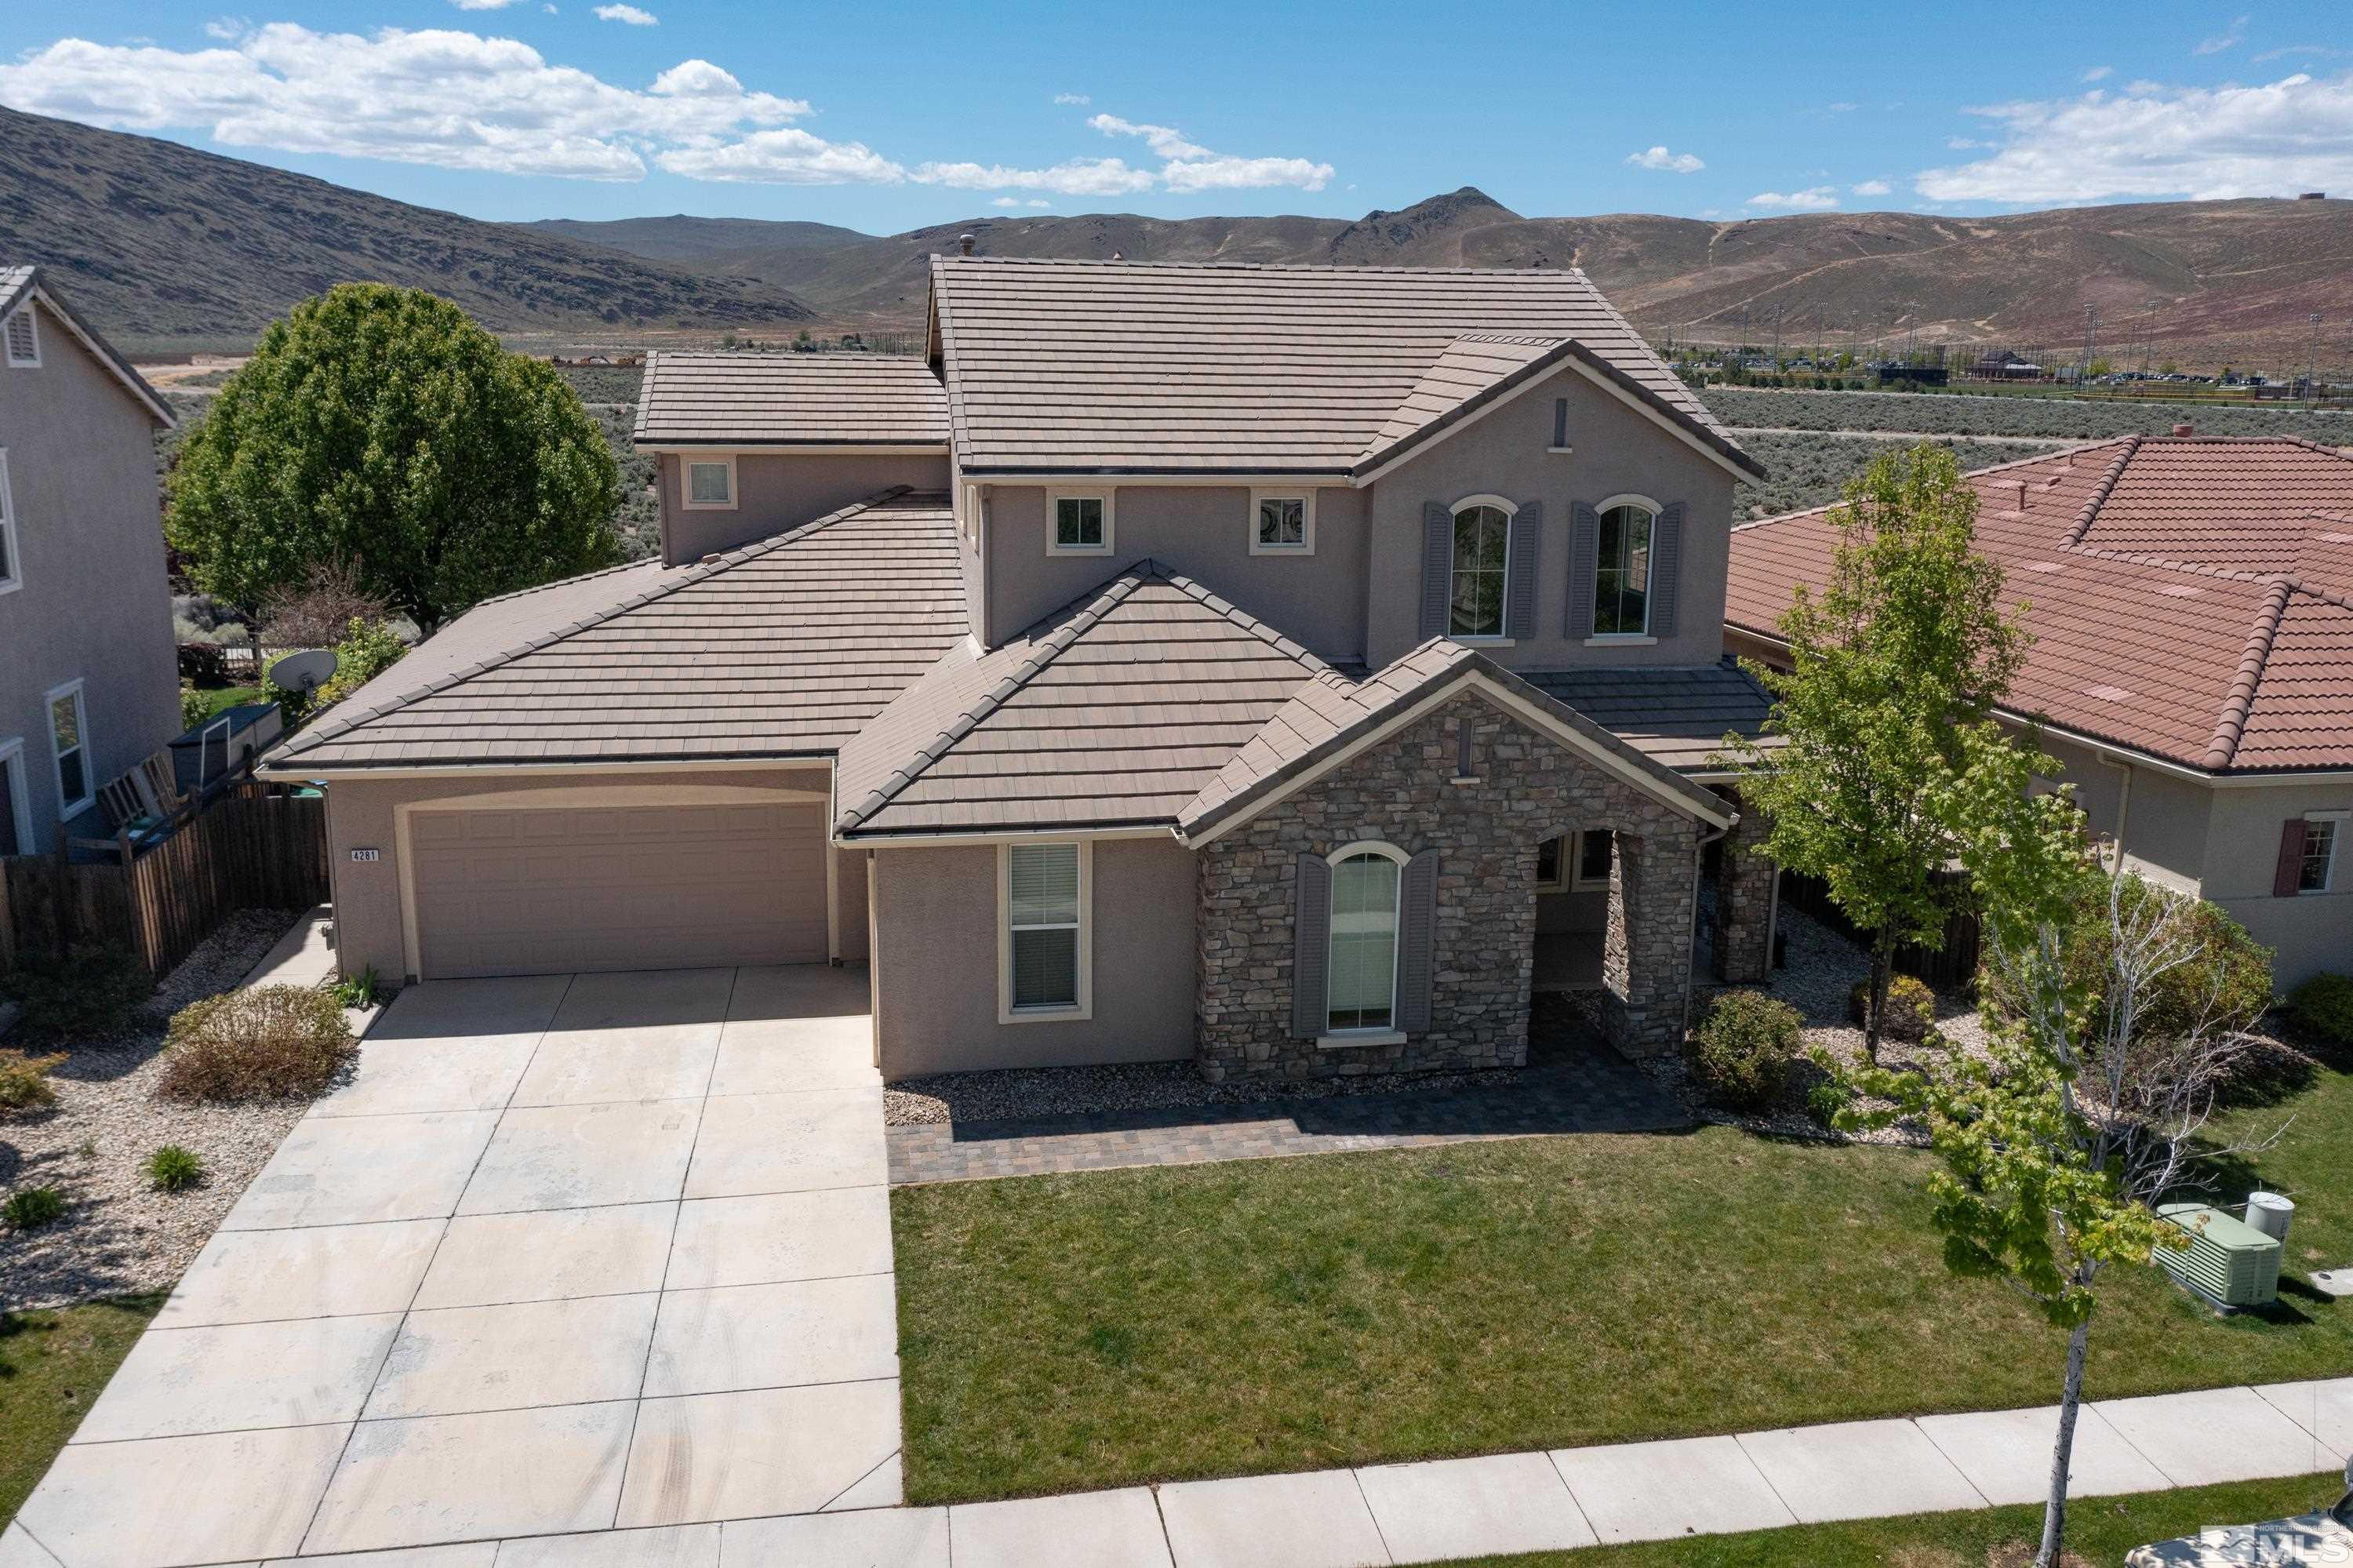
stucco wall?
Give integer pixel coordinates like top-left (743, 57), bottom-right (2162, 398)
top-left (658, 450), bottom-right (951, 563)
top-left (867, 835), bottom-right (1196, 1077)
top-left (2200, 781), bottom-right (2353, 991)
top-left (1364, 365), bottom-right (1739, 669)
top-left (2036, 733), bottom-right (2212, 896)
top-left (0, 297), bottom-right (179, 852)
top-left (322, 765), bottom-right (835, 981)
top-left (979, 483), bottom-right (1371, 660)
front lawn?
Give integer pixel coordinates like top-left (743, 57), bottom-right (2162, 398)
top-left (892, 1052), bottom-right (2350, 1504)
top-left (0, 1294), bottom-right (165, 1526)
top-left (1449, 1472), bottom-right (2346, 1568)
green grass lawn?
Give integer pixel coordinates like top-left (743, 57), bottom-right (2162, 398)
top-left (0, 1294), bottom-right (165, 1527)
top-left (189, 683), bottom-right (261, 720)
top-left (893, 1051), bottom-right (2351, 1504)
top-left (1447, 1472), bottom-right (2347, 1568)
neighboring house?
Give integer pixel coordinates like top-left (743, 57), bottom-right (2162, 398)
top-left (1727, 433), bottom-right (2353, 990)
top-left (0, 265), bottom-right (180, 859)
top-left (261, 257), bottom-right (1787, 1080)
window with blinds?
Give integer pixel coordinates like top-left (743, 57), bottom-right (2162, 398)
top-left (1007, 842), bottom-right (1082, 1010)
top-left (1326, 850), bottom-right (1400, 1031)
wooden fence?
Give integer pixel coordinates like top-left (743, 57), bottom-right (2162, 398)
top-left (1778, 868), bottom-right (1984, 991)
top-left (0, 781), bottom-right (328, 980)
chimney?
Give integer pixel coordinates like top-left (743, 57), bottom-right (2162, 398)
top-left (2172, 422), bottom-right (2194, 437)
top-left (957, 233), bottom-right (976, 256)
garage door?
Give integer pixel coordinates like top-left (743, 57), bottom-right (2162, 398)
top-left (408, 801), bottom-right (827, 978)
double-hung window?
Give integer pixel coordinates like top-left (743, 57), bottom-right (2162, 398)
top-left (683, 455), bottom-right (736, 509)
top-left (1251, 491), bottom-right (1314, 555)
top-left (1327, 848), bottom-right (1402, 1032)
top-left (1048, 491), bottom-right (1111, 555)
top-left (1449, 502), bottom-right (1511, 638)
top-left (1594, 502), bottom-right (1655, 635)
top-left (1004, 842), bottom-right (1087, 1017)
top-left (0, 449), bottom-right (18, 595)
top-left (48, 680), bottom-right (90, 817)
top-left (2299, 818), bottom-right (2340, 893)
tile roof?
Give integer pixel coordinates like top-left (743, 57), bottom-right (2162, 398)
top-left (834, 564), bottom-right (1329, 837)
top-left (264, 490), bottom-right (968, 771)
top-left (1176, 640), bottom-right (1738, 841)
top-left (0, 262), bottom-right (176, 427)
top-left (1727, 438), bottom-right (2353, 773)
top-left (632, 351), bottom-right (949, 447)
top-left (928, 256), bottom-right (1753, 478)
top-left (1518, 663), bottom-right (1777, 771)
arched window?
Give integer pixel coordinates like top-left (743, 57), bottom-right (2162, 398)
top-left (1326, 843), bottom-right (1406, 1031)
top-left (1594, 497), bottom-right (1656, 635)
top-left (1449, 500), bottom-right (1514, 638)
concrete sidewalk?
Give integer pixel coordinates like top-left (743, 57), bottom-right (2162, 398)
top-left (8, 1376), bottom-right (2341, 1566)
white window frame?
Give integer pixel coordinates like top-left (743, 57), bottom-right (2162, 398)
top-left (997, 839), bottom-right (1093, 1023)
top-left (3, 304), bottom-right (38, 369)
top-left (2300, 813), bottom-right (2345, 895)
top-left (1590, 493), bottom-right (1660, 643)
top-left (0, 737), bottom-right (30, 858)
top-left (0, 449), bottom-right (19, 596)
top-left (1046, 489), bottom-right (1115, 557)
top-left (1322, 839), bottom-right (1408, 1041)
top-left (1249, 489), bottom-right (1317, 555)
top-left (1535, 835), bottom-right (1569, 891)
top-left (1570, 828), bottom-right (1614, 891)
top-left (681, 453), bottom-right (738, 511)
top-left (45, 678), bottom-right (92, 819)
top-left (1448, 494), bottom-right (1518, 645)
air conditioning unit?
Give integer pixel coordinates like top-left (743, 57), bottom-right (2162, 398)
top-left (2155, 1203), bottom-right (2282, 1311)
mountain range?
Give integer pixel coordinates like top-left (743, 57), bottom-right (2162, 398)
top-left (5, 105), bottom-right (2349, 369)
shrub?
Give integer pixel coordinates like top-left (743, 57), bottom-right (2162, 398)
top-left (1806, 1079), bottom-right (1853, 1130)
top-left (1847, 973), bottom-right (1937, 1043)
top-left (4, 1186), bottom-right (65, 1230)
top-left (158, 985), bottom-right (356, 1103)
top-left (147, 1144), bottom-right (205, 1192)
top-left (180, 684), bottom-right (214, 731)
top-left (0, 1049), bottom-right (68, 1113)
top-left (1980, 879), bottom-right (2272, 1047)
top-left (0, 944), bottom-right (155, 1045)
top-left (2287, 973), bottom-right (2353, 1047)
top-left (329, 966), bottom-right (382, 1010)
top-left (1690, 991), bottom-right (1802, 1112)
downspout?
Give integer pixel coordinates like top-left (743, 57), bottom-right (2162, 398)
top-left (2096, 754), bottom-right (2134, 871)
top-left (1685, 818), bottom-right (1733, 1032)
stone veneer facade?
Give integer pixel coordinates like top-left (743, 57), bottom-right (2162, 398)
top-left (1194, 689), bottom-right (1708, 1081)
top-left (1709, 789), bottom-right (1778, 984)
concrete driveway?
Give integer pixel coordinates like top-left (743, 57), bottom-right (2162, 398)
top-left (13, 966), bottom-right (908, 1568)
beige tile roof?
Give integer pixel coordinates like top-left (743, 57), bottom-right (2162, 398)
top-left (265, 489), bottom-right (968, 771)
top-left (834, 565), bottom-right (1329, 838)
top-left (1727, 438), bottom-right (2353, 773)
top-left (1518, 664), bottom-right (1777, 771)
top-left (929, 256), bottom-right (1751, 477)
top-left (632, 351), bottom-right (949, 446)
top-left (1176, 640), bottom-right (1738, 842)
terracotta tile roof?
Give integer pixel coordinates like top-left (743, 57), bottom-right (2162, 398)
top-left (632, 351), bottom-right (949, 447)
top-left (264, 489), bottom-right (968, 771)
top-left (929, 256), bottom-right (1751, 478)
top-left (834, 565), bottom-right (1328, 837)
top-left (1727, 438), bottom-right (2353, 773)
top-left (1176, 640), bottom-right (1738, 842)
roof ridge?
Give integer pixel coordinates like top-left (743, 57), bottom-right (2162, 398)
top-left (2058, 540), bottom-right (2289, 585)
top-left (1729, 438), bottom-right (2130, 535)
top-left (273, 487), bottom-right (915, 761)
top-left (929, 255), bottom-right (975, 460)
top-left (2204, 577), bottom-right (2296, 769)
top-left (1151, 571), bottom-right (1334, 675)
top-left (834, 565), bottom-right (1159, 831)
top-left (470, 554), bottom-right (661, 610)
top-left (2062, 434), bottom-right (2140, 546)
top-left (931, 256), bottom-right (1587, 278)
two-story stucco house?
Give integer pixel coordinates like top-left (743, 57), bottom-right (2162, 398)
top-left (263, 257), bottom-right (1786, 1080)
top-left (0, 266), bottom-right (180, 859)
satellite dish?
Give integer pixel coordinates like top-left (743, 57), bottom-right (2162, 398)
top-left (268, 648), bottom-right (340, 693)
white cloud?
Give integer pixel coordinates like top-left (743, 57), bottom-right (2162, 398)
top-left (1086, 111), bottom-right (1332, 191)
top-left (1052, 92), bottom-right (1089, 105)
top-left (1086, 114), bottom-right (1212, 161)
top-left (658, 128), bottom-right (901, 184)
top-left (912, 156), bottom-right (1154, 195)
top-left (2082, 65), bottom-right (2112, 82)
top-left (2193, 14), bottom-right (2248, 54)
top-left (1823, 100), bottom-right (1857, 113)
top-left (1624, 144), bottom-right (1704, 173)
top-left (592, 4), bottom-right (657, 23)
top-left (2254, 43), bottom-right (2348, 62)
top-left (1944, 136), bottom-right (1991, 150)
top-left (1915, 71), bottom-right (2353, 203)
top-left (1852, 178), bottom-right (1892, 195)
top-left (1027, 198), bottom-right (1050, 208)
top-left (0, 24), bottom-right (817, 180)
top-left (1748, 186), bottom-right (1840, 210)
top-left (202, 16), bottom-right (249, 38)
top-left (989, 195), bottom-right (1019, 206)
top-left (449, 0), bottom-right (526, 9)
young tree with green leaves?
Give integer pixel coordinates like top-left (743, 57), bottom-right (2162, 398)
top-left (1722, 444), bottom-right (2029, 1058)
top-left (167, 284), bottom-right (622, 630)
top-left (1839, 732), bottom-right (2276, 1568)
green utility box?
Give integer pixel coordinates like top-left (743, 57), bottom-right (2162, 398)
top-left (2155, 1203), bottom-right (2283, 1310)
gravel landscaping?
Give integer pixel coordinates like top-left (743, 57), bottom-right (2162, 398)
top-left (1, 908), bottom-right (313, 1312)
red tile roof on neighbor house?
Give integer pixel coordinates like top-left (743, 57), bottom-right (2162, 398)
top-left (1726, 436), bottom-right (2353, 774)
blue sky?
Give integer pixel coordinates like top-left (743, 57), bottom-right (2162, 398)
top-left (2, 0), bottom-right (2348, 233)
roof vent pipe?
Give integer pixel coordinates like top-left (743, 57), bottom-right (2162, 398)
top-left (957, 233), bottom-right (976, 256)
top-left (2173, 423), bottom-right (2195, 437)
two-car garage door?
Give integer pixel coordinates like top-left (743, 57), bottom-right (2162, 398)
top-left (407, 801), bottom-right (828, 979)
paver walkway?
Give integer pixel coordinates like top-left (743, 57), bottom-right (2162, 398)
top-left (889, 1034), bottom-right (1686, 1184)
top-left (9, 964), bottom-right (900, 1568)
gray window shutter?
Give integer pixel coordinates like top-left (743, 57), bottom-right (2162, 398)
top-left (1293, 852), bottom-right (1333, 1037)
top-left (1567, 502), bottom-right (1600, 640)
top-left (1420, 502), bottom-right (1453, 641)
top-left (1648, 501), bottom-right (1685, 638)
top-left (1395, 849), bottom-right (1439, 1033)
top-left (1505, 500), bottom-right (1542, 640)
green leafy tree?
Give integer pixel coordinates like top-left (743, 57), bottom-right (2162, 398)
top-left (266, 617), bottom-right (410, 727)
top-left (167, 285), bottom-right (622, 629)
top-left (1722, 444), bottom-right (2030, 1057)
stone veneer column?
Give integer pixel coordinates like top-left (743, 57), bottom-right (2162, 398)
top-left (1711, 790), bottom-right (1778, 984)
top-left (1595, 822), bottom-right (1702, 1055)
